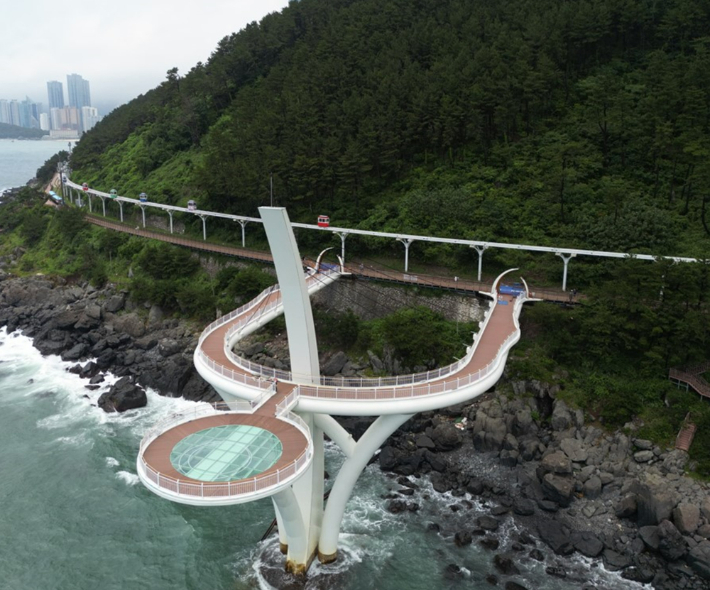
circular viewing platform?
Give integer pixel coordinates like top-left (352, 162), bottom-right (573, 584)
top-left (136, 404), bottom-right (312, 506)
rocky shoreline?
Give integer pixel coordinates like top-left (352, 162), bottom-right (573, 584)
top-left (1, 274), bottom-right (709, 588)
top-left (368, 386), bottom-right (710, 589)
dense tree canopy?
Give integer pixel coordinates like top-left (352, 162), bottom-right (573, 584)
top-left (69, 0), bottom-right (710, 259)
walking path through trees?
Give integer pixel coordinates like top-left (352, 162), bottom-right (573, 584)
top-left (85, 214), bottom-right (572, 303)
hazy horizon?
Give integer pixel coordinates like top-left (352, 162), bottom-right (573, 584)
top-left (0, 0), bottom-right (290, 113)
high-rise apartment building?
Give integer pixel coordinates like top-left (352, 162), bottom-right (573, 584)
top-left (8, 101), bottom-right (21, 126)
top-left (47, 81), bottom-right (64, 110)
top-left (0, 100), bottom-right (10, 125)
top-left (80, 106), bottom-right (99, 132)
top-left (67, 74), bottom-right (91, 109)
top-left (50, 106), bottom-right (80, 131)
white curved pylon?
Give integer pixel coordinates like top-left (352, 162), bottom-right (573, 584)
top-left (318, 412), bottom-right (415, 562)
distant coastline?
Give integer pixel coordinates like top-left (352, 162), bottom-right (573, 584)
top-left (0, 122), bottom-right (49, 140)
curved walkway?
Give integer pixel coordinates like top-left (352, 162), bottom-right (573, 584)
top-left (193, 267), bottom-right (527, 413)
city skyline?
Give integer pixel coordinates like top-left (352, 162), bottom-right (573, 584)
top-left (0, 0), bottom-right (290, 114)
top-left (1, 74), bottom-right (97, 136)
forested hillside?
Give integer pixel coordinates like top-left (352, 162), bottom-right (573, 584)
top-left (14, 0), bottom-right (710, 471)
top-left (71, 0), bottom-right (710, 256)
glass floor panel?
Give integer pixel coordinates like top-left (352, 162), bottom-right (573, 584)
top-left (170, 425), bottom-right (283, 482)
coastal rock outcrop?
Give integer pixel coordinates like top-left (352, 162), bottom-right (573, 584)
top-left (97, 377), bottom-right (147, 412)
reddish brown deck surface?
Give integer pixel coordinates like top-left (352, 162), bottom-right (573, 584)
top-left (299, 293), bottom-right (518, 399)
top-left (142, 402), bottom-right (307, 486)
top-left (676, 422), bottom-right (697, 452)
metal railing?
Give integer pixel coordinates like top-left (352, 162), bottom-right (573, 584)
top-left (202, 288), bottom-right (522, 401)
top-left (195, 348), bottom-right (274, 390)
top-left (198, 284), bottom-right (280, 345)
top-left (295, 329), bottom-right (519, 401)
top-left (221, 285), bottom-right (499, 388)
top-left (139, 402), bottom-right (313, 499)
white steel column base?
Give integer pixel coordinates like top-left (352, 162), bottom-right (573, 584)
top-left (318, 412), bottom-right (414, 562)
top-left (272, 488), bottom-right (310, 574)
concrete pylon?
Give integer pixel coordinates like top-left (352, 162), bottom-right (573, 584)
top-left (259, 207), bottom-right (323, 574)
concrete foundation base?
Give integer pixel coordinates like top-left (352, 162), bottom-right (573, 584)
top-left (318, 549), bottom-right (337, 564)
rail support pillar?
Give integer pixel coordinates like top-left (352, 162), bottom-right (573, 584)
top-left (88, 195), bottom-right (92, 213)
top-left (471, 245), bottom-right (488, 282)
top-left (99, 197), bottom-right (106, 217)
top-left (237, 219), bottom-right (249, 247)
top-left (197, 214), bottom-right (207, 240)
top-left (167, 210), bottom-right (174, 233)
top-left (140, 205), bottom-right (146, 228)
top-left (397, 238), bottom-right (414, 273)
top-left (118, 201), bottom-right (124, 222)
top-left (335, 232), bottom-right (349, 266)
top-left (555, 253), bottom-right (576, 292)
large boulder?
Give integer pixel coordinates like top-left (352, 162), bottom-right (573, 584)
top-left (157, 338), bottom-right (182, 357)
top-left (542, 473), bottom-right (574, 506)
top-left (61, 342), bottom-right (89, 361)
top-left (537, 519), bottom-right (574, 555)
top-left (673, 502), bottom-right (700, 535)
top-left (615, 494), bottom-right (638, 519)
top-left (512, 408), bottom-right (536, 436)
top-left (560, 437), bottom-right (588, 463)
top-left (582, 475), bottom-right (602, 500)
top-left (97, 377), bottom-right (147, 413)
top-left (430, 423), bottom-right (462, 451)
top-left (658, 520), bottom-right (687, 561)
top-left (539, 451), bottom-right (572, 476)
top-left (103, 294), bottom-right (125, 313)
top-left (322, 351), bottom-right (348, 376)
top-left (113, 313), bottom-right (145, 338)
top-left (636, 483), bottom-right (677, 527)
top-left (571, 531), bottom-right (604, 557)
top-left (84, 303), bottom-right (102, 320)
top-left (687, 541), bottom-right (710, 580)
top-left (550, 400), bottom-right (573, 431)
top-left (147, 304), bottom-right (164, 327)
top-left (473, 419), bottom-right (507, 451)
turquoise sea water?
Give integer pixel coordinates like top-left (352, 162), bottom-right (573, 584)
top-left (0, 328), bottom-right (642, 590)
top-left (0, 139), bottom-right (70, 192)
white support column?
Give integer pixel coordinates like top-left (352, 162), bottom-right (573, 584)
top-left (198, 214), bottom-right (207, 240)
top-left (272, 488), bottom-right (309, 573)
top-left (88, 195), bottom-right (93, 213)
top-left (118, 201), bottom-right (124, 222)
top-left (335, 232), bottom-right (348, 266)
top-left (313, 413), bottom-right (356, 458)
top-left (318, 412), bottom-right (414, 563)
top-left (100, 197), bottom-right (106, 217)
top-left (167, 211), bottom-right (174, 233)
top-left (397, 238), bottom-right (414, 273)
top-left (556, 253), bottom-right (576, 291)
top-left (259, 206), bottom-right (324, 572)
top-left (472, 245), bottom-right (488, 282)
top-left (237, 219), bottom-right (249, 247)
top-left (140, 205), bottom-right (146, 228)
top-left (270, 501), bottom-right (289, 553)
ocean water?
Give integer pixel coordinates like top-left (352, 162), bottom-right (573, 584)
top-left (0, 328), bottom-right (643, 590)
top-left (0, 139), bottom-right (71, 192)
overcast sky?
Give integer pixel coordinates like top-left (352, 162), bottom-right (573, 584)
top-left (0, 0), bottom-right (290, 114)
